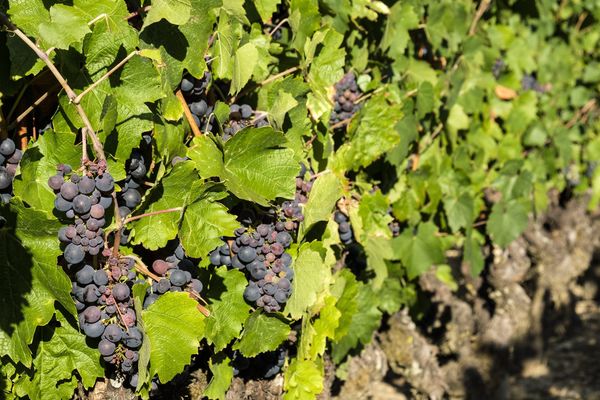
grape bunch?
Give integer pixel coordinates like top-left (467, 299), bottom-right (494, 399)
top-left (72, 257), bottom-right (143, 378)
top-left (232, 346), bottom-right (287, 379)
top-left (143, 242), bottom-right (204, 309)
top-left (118, 137), bottom-right (151, 216)
top-left (521, 74), bottom-right (546, 93)
top-left (222, 103), bottom-right (269, 141)
top-left (209, 224), bottom-right (295, 313)
top-left (334, 211), bottom-right (354, 245)
top-left (329, 73), bottom-right (361, 127)
top-left (278, 165), bottom-right (314, 231)
top-left (0, 138), bottom-right (22, 204)
top-left (492, 59), bottom-right (506, 79)
top-left (48, 164), bottom-right (114, 261)
top-left (181, 71), bottom-right (214, 132)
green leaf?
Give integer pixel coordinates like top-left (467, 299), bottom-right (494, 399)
top-left (443, 192), bottom-right (474, 233)
top-left (204, 353), bottom-right (234, 400)
top-left (284, 242), bottom-right (330, 320)
top-left (486, 200), bottom-right (529, 248)
top-left (39, 5), bottom-right (90, 50)
top-left (143, 0), bottom-right (192, 28)
top-left (222, 127), bottom-right (298, 206)
top-left (283, 358), bottom-right (324, 400)
top-left (180, 199), bottom-right (239, 259)
top-left (142, 292), bottom-right (206, 383)
top-left (304, 296), bottom-right (340, 360)
top-left (19, 310), bottom-right (104, 400)
top-left (394, 222), bottom-right (445, 279)
top-left (301, 173), bottom-right (343, 235)
top-left (416, 81), bottom-right (435, 118)
top-left (305, 29), bottom-right (345, 119)
top-left (254, 0), bottom-right (281, 22)
top-left (331, 277), bottom-right (381, 363)
top-left (130, 163), bottom-right (197, 250)
top-left (332, 93), bottom-right (404, 171)
top-left (187, 135), bottom-right (224, 178)
top-left (8, 0), bottom-right (51, 37)
top-left (233, 311), bottom-right (291, 357)
top-left (0, 202), bottom-right (74, 366)
top-left (231, 42), bottom-right (258, 94)
top-left (204, 267), bottom-right (251, 351)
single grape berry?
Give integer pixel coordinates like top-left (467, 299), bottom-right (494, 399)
top-left (0, 139), bottom-right (16, 156)
top-left (98, 339), bottom-right (116, 356)
top-left (60, 182), bottom-right (79, 201)
top-left (103, 324), bottom-right (123, 342)
top-left (112, 283), bottom-right (131, 301)
top-left (72, 194), bottom-right (92, 215)
top-left (169, 269), bottom-right (188, 287)
top-left (64, 243), bottom-right (85, 264)
top-left (48, 174), bottom-right (64, 191)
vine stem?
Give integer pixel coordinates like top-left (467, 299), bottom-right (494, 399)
top-left (123, 207), bottom-right (183, 224)
top-left (81, 127), bottom-right (89, 165)
top-left (468, 0), bottom-right (491, 36)
top-left (73, 50), bottom-right (139, 104)
top-left (268, 17), bottom-right (288, 37)
top-left (260, 66), bottom-right (299, 86)
top-left (176, 90), bottom-right (203, 137)
top-left (0, 12), bottom-right (106, 161)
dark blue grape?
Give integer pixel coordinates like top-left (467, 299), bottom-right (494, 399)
top-left (83, 321), bottom-right (105, 338)
top-left (98, 339), bottom-right (116, 356)
top-left (64, 243), bottom-right (85, 264)
top-left (103, 324), bottom-right (123, 342)
top-left (0, 139), bottom-right (15, 156)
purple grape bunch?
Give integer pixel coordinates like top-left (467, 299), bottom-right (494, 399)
top-left (329, 73), bottom-right (362, 127)
top-left (232, 346), bottom-right (287, 379)
top-left (72, 257), bottom-right (142, 377)
top-left (48, 164), bottom-right (114, 261)
top-left (142, 242), bottom-right (204, 309)
top-left (279, 164), bottom-right (314, 231)
top-left (209, 223), bottom-right (295, 313)
top-left (222, 103), bottom-right (269, 141)
top-left (0, 138), bottom-right (22, 204)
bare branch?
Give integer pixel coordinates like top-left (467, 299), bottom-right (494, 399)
top-left (176, 90), bottom-right (203, 137)
top-left (468, 0), bottom-right (491, 36)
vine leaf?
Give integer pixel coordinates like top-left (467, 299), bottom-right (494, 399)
top-left (299, 295), bottom-right (340, 360)
top-left (143, 0), bottom-right (192, 28)
top-left (393, 222), bottom-right (445, 279)
top-left (301, 173), bottom-right (343, 237)
top-left (17, 309), bottom-right (103, 400)
top-left (0, 201), bottom-right (74, 367)
top-left (233, 311), bottom-right (291, 357)
top-left (204, 353), bottom-right (234, 400)
top-left (204, 267), bottom-right (251, 351)
top-left (188, 127), bottom-right (297, 206)
top-left (142, 292), bottom-right (206, 383)
top-left (231, 42), bottom-right (258, 94)
top-left (283, 357), bottom-right (324, 400)
top-left (284, 242), bottom-right (330, 320)
top-left (486, 199), bottom-right (529, 248)
top-left (331, 272), bottom-right (381, 363)
top-left (180, 199), bottom-right (239, 259)
top-left (332, 93), bottom-right (404, 172)
top-left (130, 162), bottom-right (198, 250)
